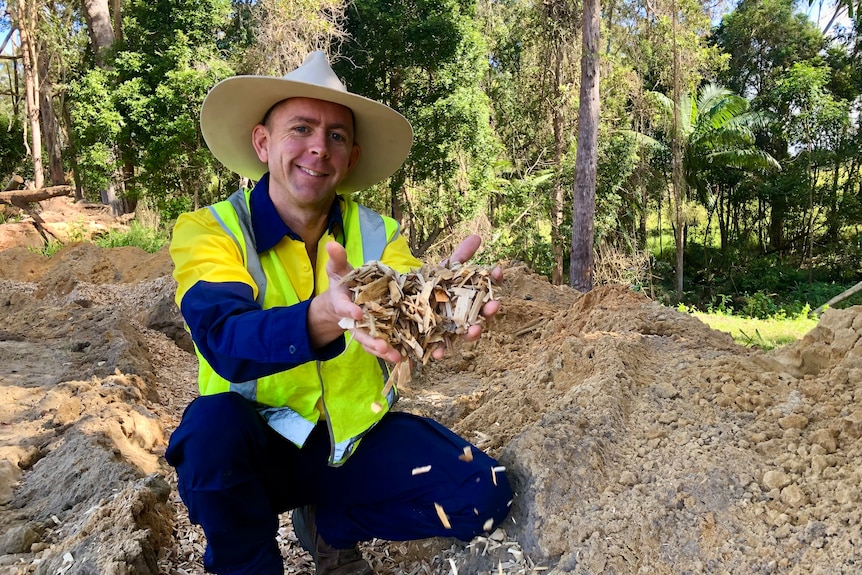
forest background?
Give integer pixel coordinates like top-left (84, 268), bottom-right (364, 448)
top-left (0, 0), bottom-right (860, 322)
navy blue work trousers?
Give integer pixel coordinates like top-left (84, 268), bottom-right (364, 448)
top-left (165, 392), bottom-right (513, 575)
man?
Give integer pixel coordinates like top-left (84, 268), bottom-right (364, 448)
top-left (166, 51), bottom-right (512, 575)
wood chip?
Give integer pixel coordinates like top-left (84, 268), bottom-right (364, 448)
top-left (434, 502), bottom-right (452, 529)
top-left (458, 446), bottom-right (474, 462)
top-left (491, 465), bottom-right (506, 486)
top-left (341, 261), bottom-right (499, 367)
top-left (412, 465), bottom-right (432, 475)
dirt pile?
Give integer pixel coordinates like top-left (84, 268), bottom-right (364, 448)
top-left (431, 272), bottom-right (861, 574)
top-left (0, 234), bottom-right (860, 574)
top-left (0, 196), bottom-right (130, 252)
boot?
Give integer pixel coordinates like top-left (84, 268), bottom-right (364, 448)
top-left (291, 505), bottom-right (374, 575)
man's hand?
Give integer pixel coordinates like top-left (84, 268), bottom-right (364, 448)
top-left (313, 237), bottom-right (501, 364)
top-left (432, 234), bottom-right (502, 360)
top-left (309, 242), bottom-right (402, 363)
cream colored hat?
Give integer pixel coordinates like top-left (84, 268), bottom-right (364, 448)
top-left (200, 51), bottom-right (413, 193)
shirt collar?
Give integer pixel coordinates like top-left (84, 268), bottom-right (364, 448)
top-left (249, 173), bottom-right (345, 253)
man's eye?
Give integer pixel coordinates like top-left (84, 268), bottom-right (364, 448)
top-left (330, 132), bottom-right (345, 142)
top-left (293, 125), bottom-right (309, 134)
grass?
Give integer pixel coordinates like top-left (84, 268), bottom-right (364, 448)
top-left (94, 221), bottom-right (169, 253)
top-left (690, 311), bottom-right (818, 351)
top-left (31, 221), bottom-right (170, 257)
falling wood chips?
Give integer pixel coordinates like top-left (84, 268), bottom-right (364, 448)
top-left (339, 260), bottom-right (498, 394)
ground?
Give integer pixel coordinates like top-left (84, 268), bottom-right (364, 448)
top-left (0, 198), bottom-right (860, 575)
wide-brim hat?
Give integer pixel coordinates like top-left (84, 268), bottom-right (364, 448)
top-left (200, 51), bottom-right (414, 193)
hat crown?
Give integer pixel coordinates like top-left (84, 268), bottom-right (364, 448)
top-left (284, 51), bottom-right (347, 94)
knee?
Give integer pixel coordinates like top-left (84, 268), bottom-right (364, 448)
top-left (447, 464), bottom-right (513, 541)
top-left (473, 465), bottom-right (514, 531)
top-left (166, 392), bottom-right (265, 477)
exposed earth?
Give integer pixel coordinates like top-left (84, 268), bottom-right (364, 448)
top-left (0, 198), bottom-right (860, 574)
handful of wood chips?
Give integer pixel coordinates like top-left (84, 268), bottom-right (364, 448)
top-left (338, 260), bottom-right (498, 367)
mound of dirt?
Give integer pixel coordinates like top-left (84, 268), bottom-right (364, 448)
top-left (0, 196), bottom-right (130, 252)
top-left (0, 236), bottom-right (860, 574)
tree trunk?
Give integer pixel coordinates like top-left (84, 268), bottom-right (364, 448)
top-left (0, 185), bottom-right (74, 203)
top-left (813, 280), bottom-right (862, 316)
top-left (82, 0), bottom-right (127, 215)
top-left (38, 52), bottom-right (65, 186)
top-left (14, 0), bottom-right (44, 190)
top-left (551, 38), bottom-right (565, 286)
top-left (82, 0), bottom-right (114, 66)
top-left (671, 0), bottom-right (684, 297)
top-left (569, 0), bottom-right (600, 292)
top-left (61, 98), bottom-right (84, 201)
top-left (110, 0), bottom-right (123, 44)
top-left (718, 187), bottom-right (728, 253)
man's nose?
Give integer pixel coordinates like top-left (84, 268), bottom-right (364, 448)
top-left (309, 133), bottom-right (331, 158)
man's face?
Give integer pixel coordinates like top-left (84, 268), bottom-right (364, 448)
top-left (252, 97), bottom-right (360, 211)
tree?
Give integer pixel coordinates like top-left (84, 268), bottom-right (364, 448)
top-left (241, 0), bottom-right (349, 75)
top-left (570, 0), bottom-right (600, 291)
top-left (10, 0), bottom-right (43, 189)
top-left (38, 52), bottom-right (64, 186)
top-left (639, 84), bottom-right (779, 255)
top-left (81, 0), bottom-right (113, 66)
top-left (69, 0), bottom-right (234, 215)
top-left (712, 0), bottom-right (825, 252)
top-left (773, 62), bottom-right (850, 268)
top-left (0, 110), bottom-right (26, 178)
top-left (336, 0), bottom-right (497, 257)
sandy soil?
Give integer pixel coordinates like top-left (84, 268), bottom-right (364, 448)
top-left (0, 198), bottom-right (860, 574)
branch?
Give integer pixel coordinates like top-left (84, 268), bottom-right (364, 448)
top-left (813, 280), bottom-right (862, 316)
top-left (0, 185), bottom-right (74, 204)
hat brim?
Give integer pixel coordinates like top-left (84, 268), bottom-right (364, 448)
top-left (200, 76), bottom-right (413, 193)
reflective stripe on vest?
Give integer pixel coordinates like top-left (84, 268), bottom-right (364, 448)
top-left (204, 189), bottom-right (398, 464)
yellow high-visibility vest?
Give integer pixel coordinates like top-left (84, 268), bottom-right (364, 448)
top-left (186, 188), bottom-right (409, 464)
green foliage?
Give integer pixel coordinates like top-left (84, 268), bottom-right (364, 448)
top-left (647, 84), bottom-right (780, 204)
top-left (713, 0), bottom-right (825, 100)
top-left (336, 0), bottom-right (496, 254)
top-left (66, 0), bottom-right (235, 209)
top-left (738, 290), bottom-right (782, 320)
top-left (706, 293), bottom-right (734, 315)
top-left (483, 166), bottom-right (556, 276)
top-left (0, 111), bottom-right (26, 179)
top-left (68, 67), bottom-right (124, 195)
top-left (32, 240), bottom-right (66, 257)
top-left (156, 193), bottom-right (195, 223)
top-left (773, 62), bottom-right (850, 151)
top-left (595, 130), bottom-right (641, 244)
top-left (93, 221), bottom-right (170, 253)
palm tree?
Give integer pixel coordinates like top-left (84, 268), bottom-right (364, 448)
top-left (635, 83), bottom-right (780, 294)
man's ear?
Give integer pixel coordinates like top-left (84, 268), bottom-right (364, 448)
top-left (251, 124), bottom-right (269, 163)
top-left (346, 144), bottom-right (361, 175)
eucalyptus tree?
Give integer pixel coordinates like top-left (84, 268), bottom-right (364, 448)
top-left (570, 0), bottom-right (599, 291)
top-left (240, 0), bottom-right (350, 76)
top-left (8, 0), bottom-right (43, 189)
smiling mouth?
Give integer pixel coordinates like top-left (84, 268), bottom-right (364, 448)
top-left (299, 166), bottom-right (328, 177)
